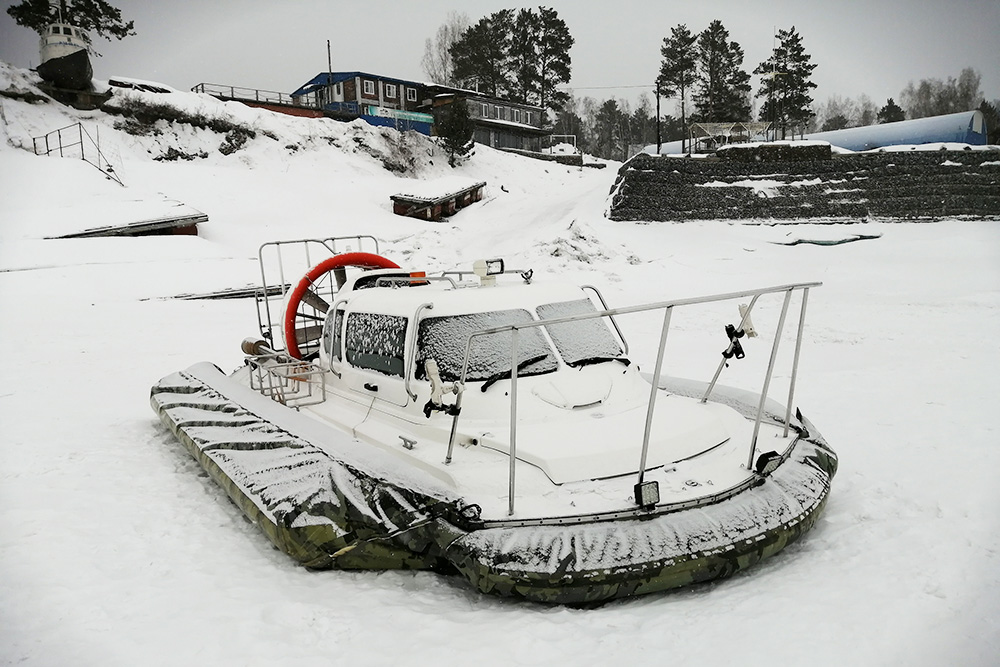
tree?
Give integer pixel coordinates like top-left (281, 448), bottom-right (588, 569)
top-left (532, 6), bottom-right (574, 112)
top-left (877, 98), bottom-right (906, 124)
top-left (754, 27), bottom-right (817, 139)
top-left (451, 7), bottom-right (573, 113)
top-left (435, 98), bottom-right (476, 167)
top-left (593, 98), bottom-right (626, 160)
top-left (450, 10), bottom-right (515, 97)
top-left (814, 94), bottom-right (857, 131)
top-left (856, 94), bottom-right (877, 126)
top-left (900, 67), bottom-right (983, 118)
top-left (510, 9), bottom-right (540, 105)
top-left (657, 24), bottom-right (697, 152)
top-left (421, 11), bottom-right (469, 86)
top-left (820, 114), bottom-right (850, 132)
top-left (7, 0), bottom-right (134, 53)
top-left (978, 99), bottom-right (1000, 145)
top-left (691, 20), bottom-right (751, 123)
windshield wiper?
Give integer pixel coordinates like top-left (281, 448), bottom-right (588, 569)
top-left (566, 356), bottom-right (630, 369)
top-left (480, 354), bottom-right (548, 392)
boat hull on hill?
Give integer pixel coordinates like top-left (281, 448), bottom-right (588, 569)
top-left (37, 22), bottom-right (92, 90)
top-left (150, 238), bottom-right (837, 603)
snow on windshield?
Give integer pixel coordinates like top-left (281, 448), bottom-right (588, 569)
top-left (345, 312), bottom-right (407, 377)
top-left (417, 309), bottom-right (557, 382)
top-left (537, 299), bottom-right (621, 364)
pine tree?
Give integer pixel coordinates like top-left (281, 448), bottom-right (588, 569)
top-left (876, 98), bottom-right (906, 124)
top-left (436, 98), bottom-right (476, 167)
top-left (453, 7), bottom-right (573, 113)
top-left (754, 27), bottom-right (817, 139)
top-left (7, 0), bottom-right (134, 53)
top-left (450, 10), bottom-right (515, 98)
top-left (534, 6), bottom-right (573, 112)
top-left (820, 114), bottom-right (850, 131)
top-left (657, 24), bottom-right (697, 152)
top-left (692, 20), bottom-right (751, 123)
top-left (977, 100), bottom-right (1000, 144)
top-left (510, 9), bottom-right (540, 105)
top-left (593, 98), bottom-right (625, 160)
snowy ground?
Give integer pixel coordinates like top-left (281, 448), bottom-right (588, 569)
top-left (2, 63), bottom-right (999, 666)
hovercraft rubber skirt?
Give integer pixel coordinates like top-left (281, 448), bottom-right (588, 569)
top-left (151, 363), bottom-right (837, 604)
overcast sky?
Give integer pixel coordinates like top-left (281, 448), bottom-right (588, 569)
top-left (2, 0), bottom-right (998, 112)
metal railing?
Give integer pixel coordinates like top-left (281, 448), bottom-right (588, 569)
top-left (444, 281), bottom-right (821, 516)
top-left (255, 236), bottom-right (381, 352)
top-left (192, 83), bottom-right (299, 107)
top-left (32, 122), bottom-right (124, 186)
top-left (192, 84), bottom-right (361, 117)
top-left (248, 357), bottom-right (326, 407)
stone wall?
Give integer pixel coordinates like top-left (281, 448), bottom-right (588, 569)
top-left (608, 148), bottom-right (1000, 221)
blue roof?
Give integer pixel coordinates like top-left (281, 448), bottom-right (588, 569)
top-left (291, 72), bottom-right (424, 98)
top-left (805, 110), bottom-right (987, 151)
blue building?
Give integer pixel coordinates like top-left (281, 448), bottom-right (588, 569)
top-left (291, 72), bottom-right (435, 135)
top-left (291, 71), bottom-right (550, 150)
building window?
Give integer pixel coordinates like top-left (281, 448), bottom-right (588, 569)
top-left (335, 83), bottom-right (342, 95)
top-left (495, 106), bottom-right (502, 120)
top-left (481, 103), bottom-right (489, 117)
top-left (513, 108), bottom-right (521, 123)
top-left (385, 83), bottom-right (397, 98)
top-left (406, 87), bottom-right (417, 102)
top-left (363, 80), bottom-right (375, 96)
top-left (525, 111), bottom-right (532, 126)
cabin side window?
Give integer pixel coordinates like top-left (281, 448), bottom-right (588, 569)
top-left (407, 87), bottom-right (417, 102)
top-left (363, 80), bottom-right (375, 96)
top-left (385, 83), bottom-right (397, 98)
top-left (345, 312), bottom-right (407, 377)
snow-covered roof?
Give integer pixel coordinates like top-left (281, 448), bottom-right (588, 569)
top-left (804, 110), bottom-right (987, 151)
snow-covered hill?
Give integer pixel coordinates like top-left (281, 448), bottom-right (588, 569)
top-left (1, 62), bottom-right (998, 666)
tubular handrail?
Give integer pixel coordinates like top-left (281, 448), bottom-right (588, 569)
top-left (443, 281), bottom-right (821, 516)
top-left (581, 284), bottom-right (629, 355)
top-left (404, 303), bottom-right (434, 401)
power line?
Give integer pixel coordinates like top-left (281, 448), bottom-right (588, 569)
top-left (558, 84), bottom-right (655, 90)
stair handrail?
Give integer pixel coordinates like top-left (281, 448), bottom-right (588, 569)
top-left (32, 122), bottom-right (124, 186)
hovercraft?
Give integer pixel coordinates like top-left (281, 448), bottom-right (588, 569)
top-left (151, 236), bottom-right (837, 604)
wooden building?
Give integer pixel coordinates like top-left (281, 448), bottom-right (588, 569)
top-left (291, 72), bottom-right (550, 149)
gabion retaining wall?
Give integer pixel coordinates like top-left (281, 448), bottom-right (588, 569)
top-left (608, 149), bottom-right (1000, 222)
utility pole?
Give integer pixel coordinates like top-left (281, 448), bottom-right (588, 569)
top-left (655, 84), bottom-right (661, 153)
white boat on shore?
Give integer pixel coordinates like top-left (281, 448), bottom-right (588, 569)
top-left (151, 236), bottom-right (837, 603)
